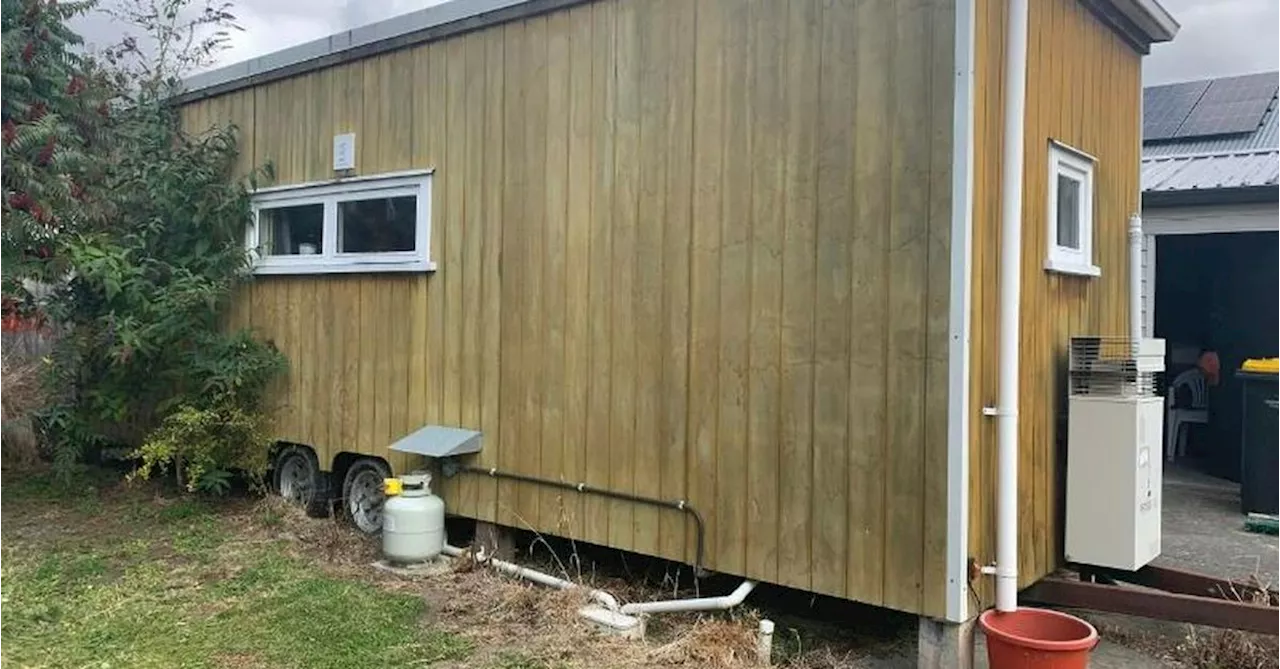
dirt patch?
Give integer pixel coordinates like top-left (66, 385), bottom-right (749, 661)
top-left (212, 652), bottom-right (271, 669)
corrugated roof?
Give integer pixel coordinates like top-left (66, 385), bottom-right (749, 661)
top-left (1142, 149), bottom-right (1280, 192)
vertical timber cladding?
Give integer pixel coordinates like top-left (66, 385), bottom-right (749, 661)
top-left (180, 0), bottom-right (956, 616)
top-left (967, 0), bottom-right (1141, 608)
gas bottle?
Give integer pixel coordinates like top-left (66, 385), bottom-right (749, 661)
top-left (381, 472), bottom-right (445, 564)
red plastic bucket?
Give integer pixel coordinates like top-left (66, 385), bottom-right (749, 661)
top-left (979, 608), bottom-right (1098, 669)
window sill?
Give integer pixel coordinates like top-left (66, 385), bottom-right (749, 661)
top-left (252, 259), bottom-right (437, 275)
top-left (1044, 257), bottom-right (1100, 278)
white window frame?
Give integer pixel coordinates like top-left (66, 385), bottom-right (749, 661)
top-left (1045, 141), bottom-right (1100, 277)
top-left (248, 169), bottom-right (435, 275)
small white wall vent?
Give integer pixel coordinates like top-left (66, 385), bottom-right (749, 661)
top-left (333, 133), bottom-right (356, 171)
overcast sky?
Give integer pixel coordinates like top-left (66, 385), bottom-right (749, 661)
top-left (72, 0), bottom-right (1279, 86)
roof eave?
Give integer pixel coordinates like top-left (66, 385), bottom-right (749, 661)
top-left (173, 0), bottom-right (577, 104)
top-left (1143, 184), bottom-right (1279, 208)
top-left (1113, 0), bottom-right (1180, 44)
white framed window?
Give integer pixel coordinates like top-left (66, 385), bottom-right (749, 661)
top-left (248, 170), bottom-right (434, 275)
top-left (1045, 142), bottom-right (1100, 277)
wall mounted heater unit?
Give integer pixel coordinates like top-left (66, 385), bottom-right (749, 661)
top-left (1064, 336), bottom-right (1166, 571)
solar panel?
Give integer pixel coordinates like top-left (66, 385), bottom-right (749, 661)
top-left (1144, 80), bottom-right (1210, 141)
top-left (1176, 99), bottom-right (1274, 137)
top-left (1174, 73), bottom-right (1278, 139)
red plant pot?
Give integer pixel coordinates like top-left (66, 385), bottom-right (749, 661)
top-left (980, 607), bottom-right (1099, 669)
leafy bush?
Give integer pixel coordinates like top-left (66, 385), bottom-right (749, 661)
top-left (133, 398), bottom-right (274, 494)
top-left (2, 0), bottom-right (286, 490)
top-left (1, 0), bottom-right (114, 277)
top-left (34, 110), bottom-right (288, 486)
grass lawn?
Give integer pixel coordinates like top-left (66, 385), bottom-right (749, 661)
top-left (1, 468), bottom-right (472, 669)
top-left (0, 465), bottom-right (916, 669)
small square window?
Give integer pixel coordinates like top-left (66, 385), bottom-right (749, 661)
top-left (260, 203), bottom-right (324, 256)
top-left (338, 195), bottom-right (417, 253)
top-left (1046, 142), bottom-right (1099, 277)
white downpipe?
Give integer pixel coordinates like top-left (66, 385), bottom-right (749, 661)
top-left (995, 0), bottom-right (1030, 614)
top-left (620, 580), bottom-right (758, 615)
top-left (441, 544), bottom-right (621, 612)
top-left (1129, 214), bottom-right (1143, 340)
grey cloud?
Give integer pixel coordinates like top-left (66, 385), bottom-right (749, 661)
top-left (1143, 0), bottom-right (1278, 84)
top-left (70, 0), bottom-right (445, 72)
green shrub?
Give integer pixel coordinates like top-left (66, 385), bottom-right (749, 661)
top-left (3, 0), bottom-right (287, 489)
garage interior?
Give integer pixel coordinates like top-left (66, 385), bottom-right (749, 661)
top-left (1153, 230), bottom-right (1279, 482)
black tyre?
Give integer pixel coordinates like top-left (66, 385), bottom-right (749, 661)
top-left (272, 446), bottom-right (331, 518)
top-left (342, 458), bottom-right (391, 534)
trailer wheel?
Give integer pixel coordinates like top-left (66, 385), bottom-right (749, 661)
top-left (273, 446), bottom-right (330, 518)
top-left (342, 458), bottom-right (391, 534)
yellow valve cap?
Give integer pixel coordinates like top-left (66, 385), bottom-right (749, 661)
top-left (383, 478), bottom-right (403, 496)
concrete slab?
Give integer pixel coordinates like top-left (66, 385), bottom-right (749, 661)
top-left (1156, 465), bottom-right (1278, 586)
top-left (370, 557), bottom-right (453, 578)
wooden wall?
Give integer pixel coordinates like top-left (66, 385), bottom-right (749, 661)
top-left (967, 0), bottom-right (1141, 607)
top-left (181, 0), bottom-right (956, 617)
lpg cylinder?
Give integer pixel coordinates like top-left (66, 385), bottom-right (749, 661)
top-left (381, 472), bottom-right (445, 564)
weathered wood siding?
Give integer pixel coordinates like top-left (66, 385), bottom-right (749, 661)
top-left (181, 0), bottom-right (956, 616)
top-left (967, 0), bottom-right (1141, 607)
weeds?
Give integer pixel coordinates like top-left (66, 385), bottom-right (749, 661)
top-left (1, 341), bottom-right (48, 466)
top-left (1178, 627), bottom-right (1279, 669)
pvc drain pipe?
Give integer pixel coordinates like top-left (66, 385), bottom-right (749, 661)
top-left (757, 619), bottom-right (775, 665)
top-left (442, 544), bottom-right (620, 612)
top-left (619, 579), bottom-right (757, 615)
top-left (441, 544), bottom-right (759, 620)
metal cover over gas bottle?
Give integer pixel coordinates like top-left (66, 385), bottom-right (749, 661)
top-left (382, 473), bottom-right (445, 564)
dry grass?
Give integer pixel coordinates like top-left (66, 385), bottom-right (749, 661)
top-left (1171, 572), bottom-right (1280, 669)
top-left (1080, 574), bottom-right (1280, 669)
top-left (1177, 627), bottom-right (1279, 669)
top-left (231, 496), bottom-right (895, 668)
top-left (1, 468), bottom-right (919, 668)
top-left (1, 344), bottom-right (46, 465)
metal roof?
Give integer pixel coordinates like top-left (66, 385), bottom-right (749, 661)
top-left (1142, 149), bottom-right (1280, 193)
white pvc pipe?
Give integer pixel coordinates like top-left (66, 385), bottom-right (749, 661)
top-left (620, 580), bottom-right (757, 615)
top-left (757, 619), bottom-right (775, 665)
top-left (441, 543), bottom-right (757, 619)
top-left (441, 544), bottom-right (621, 612)
top-left (1129, 214), bottom-right (1143, 341)
top-left (995, 0), bottom-right (1030, 614)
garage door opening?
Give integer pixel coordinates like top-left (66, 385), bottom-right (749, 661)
top-left (1152, 231), bottom-right (1278, 481)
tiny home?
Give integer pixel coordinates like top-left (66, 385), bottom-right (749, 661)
top-left (176, 0), bottom-right (1176, 631)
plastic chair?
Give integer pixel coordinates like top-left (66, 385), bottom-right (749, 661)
top-left (1165, 367), bottom-right (1208, 462)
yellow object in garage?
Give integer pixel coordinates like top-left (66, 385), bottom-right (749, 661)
top-left (383, 478), bottom-right (403, 496)
top-left (1241, 358), bottom-right (1279, 374)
